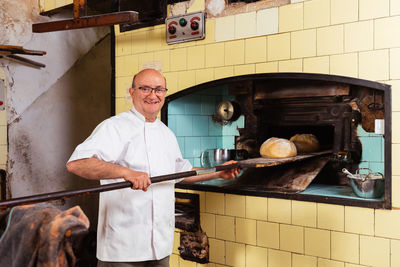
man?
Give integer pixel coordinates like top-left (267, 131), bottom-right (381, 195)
top-left (66, 69), bottom-right (241, 267)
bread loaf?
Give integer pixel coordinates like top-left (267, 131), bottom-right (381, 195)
top-left (289, 134), bottom-right (320, 153)
top-left (259, 137), bottom-right (297, 158)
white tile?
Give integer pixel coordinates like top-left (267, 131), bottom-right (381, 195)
top-left (235, 12), bottom-right (257, 39)
top-left (257, 8), bottom-right (279, 36)
top-left (215, 15), bottom-right (235, 42)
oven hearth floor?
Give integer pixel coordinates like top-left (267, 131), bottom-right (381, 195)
top-left (299, 184), bottom-right (384, 201)
top-left (191, 179), bottom-right (384, 202)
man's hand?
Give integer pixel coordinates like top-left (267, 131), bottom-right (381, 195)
top-left (218, 160), bottom-right (242, 180)
top-left (122, 169), bottom-right (152, 191)
top-left (67, 158), bottom-right (151, 191)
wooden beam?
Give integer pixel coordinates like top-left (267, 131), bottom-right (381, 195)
top-left (32, 11), bottom-right (138, 33)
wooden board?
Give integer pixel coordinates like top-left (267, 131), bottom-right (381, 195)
top-left (238, 150), bottom-right (332, 168)
top-left (230, 156), bottom-right (330, 193)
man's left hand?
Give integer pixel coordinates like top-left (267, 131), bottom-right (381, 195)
top-left (218, 160), bottom-right (242, 180)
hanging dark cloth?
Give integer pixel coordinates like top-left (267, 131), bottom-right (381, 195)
top-left (0, 203), bottom-right (89, 267)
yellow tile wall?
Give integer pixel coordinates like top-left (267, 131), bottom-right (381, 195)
top-left (331, 231), bottom-right (359, 263)
top-left (257, 220), bottom-right (280, 249)
top-left (245, 37), bottom-right (267, 63)
top-left (280, 224), bottom-right (304, 253)
top-left (246, 245), bottom-right (267, 267)
top-left (279, 3), bottom-right (304, 33)
top-left (292, 254), bottom-right (317, 267)
top-left (359, 0), bottom-right (390, 20)
top-left (331, 0), bottom-right (358, 25)
top-left (291, 29), bottom-right (316, 59)
top-left (225, 40), bottom-right (245, 66)
top-left (268, 249), bottom-right (291, 267)
top-left (360, 235), bottom-right (390, 267)
top-left (41, 0), bottom-right (72, 12)
top-left (317, 25), bottom-right (344, 56)
top-left (304, 0), bottom-right (330, 29)
top-left (0, 69), bottom-right (7, 170)
top-left (225, 241), bottom-right (245, 267)
top-left (303, 56), bottom-right (329, 74)
top-left (115, 1), bottom-right (400, 265)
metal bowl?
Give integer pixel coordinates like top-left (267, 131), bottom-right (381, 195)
top-left (200, 149), bottom-right (248, 167)
top-left (343, 168), bottom-right (384, 199)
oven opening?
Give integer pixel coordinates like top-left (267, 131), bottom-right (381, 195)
top-left (163, 73), bottom-right (391, 209)
top-left (258, 125), bottom-right (335, 152)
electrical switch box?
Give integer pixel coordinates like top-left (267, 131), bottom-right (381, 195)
top-left (165, 11), bottom-right (206, 44)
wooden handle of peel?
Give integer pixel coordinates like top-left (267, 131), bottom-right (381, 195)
top-left (0, 164), bottom-right (241, 209)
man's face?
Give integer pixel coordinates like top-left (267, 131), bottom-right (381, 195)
top-left (129, 69), bottom-right (166, 122)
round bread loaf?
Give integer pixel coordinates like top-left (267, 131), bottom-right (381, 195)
top-left (289, 134), bottom-right (320, 153)
top-left (259, 137), bottom-right (297, 158)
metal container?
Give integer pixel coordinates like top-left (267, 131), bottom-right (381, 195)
top-left (200, 149), bottom-right (248, 167)
top-left (342, 168), bottom-right (384, 199)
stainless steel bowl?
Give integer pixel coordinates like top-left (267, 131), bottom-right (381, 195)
top-left (200, 149), bottom-right (248, 167)
top-left (342, 168), bottom-right (384, 199)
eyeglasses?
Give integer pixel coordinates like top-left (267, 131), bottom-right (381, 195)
top-left (136, 86), bottom-right (168, 96)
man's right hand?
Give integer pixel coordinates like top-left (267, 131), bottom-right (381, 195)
top-left (67, 158), bottom-right (151, 191)
top-left (123, 169), bottom-right (152, 191)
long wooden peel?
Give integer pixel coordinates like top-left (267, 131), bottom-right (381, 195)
top-left (0, 164), bottom-right (239, 209)
top-left (0, 150), bottom-right (332, 209)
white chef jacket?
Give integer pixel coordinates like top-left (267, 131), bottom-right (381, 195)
top-left (68, 106), bottom-right (192, 262)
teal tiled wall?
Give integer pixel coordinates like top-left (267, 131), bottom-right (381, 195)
top-left (168, 85), bottom-right (244, 167)
top-left (357, 125), bottom-right (385, 175)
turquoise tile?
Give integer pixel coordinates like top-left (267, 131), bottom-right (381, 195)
top-left (201, 136), bottom-right (217, 151)
top-left (357, 125), bottom-right (370, 137)
top-left (369, 162), bottom-right (385, 176)
top-left (184, 95), bottom-right (202, 115)
top-left (358, 161), bottom-right (369, 170)
top-left (168, 98), bottom-right (186, 115)
top-left (201, 95), bottom-right (216, 115)
top-left (222, 136), bottom-right (235, 149)
top-left (192, 116), bottom-right (209, 136)
top-left (177, 137), bottom-right (185, 153)
top-left (236, 115), bottom-right (245, 128)
top-left (176, 115), bottom-right (193, 137)
top-left (187, 158), bottom-right (195, 166)
top-left (360, 136), bottom-right (382, 162)
top-left (167, 115), bottom-right (177, 135)
top-left (193, 158), bottom-right (201, 168)
top-left (184, 137), bottom-right (202, 158)
top-left (216, 137), bottom-right (223, 148)
top-left (209, 117), bottom-right (223, 136)
top-left (222, 121), bottom-right (239, 136)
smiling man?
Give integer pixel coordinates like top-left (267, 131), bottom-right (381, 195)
top-left (130, 69), bottom-right (167, 123)
top-left (66, 69), bottom-right (240, 267)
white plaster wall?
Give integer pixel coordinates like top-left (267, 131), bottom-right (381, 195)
top-left (1, 0), bottom-right (111, 225)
